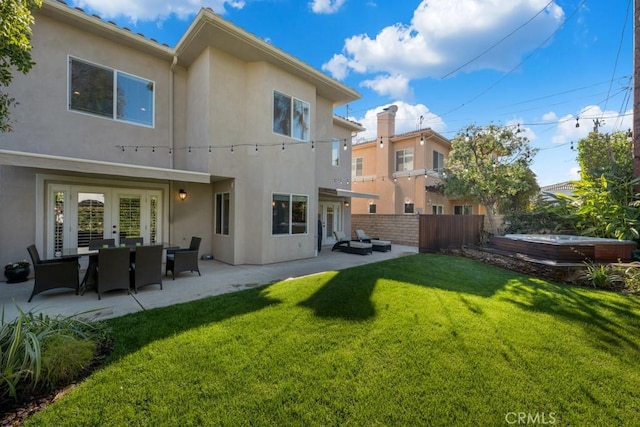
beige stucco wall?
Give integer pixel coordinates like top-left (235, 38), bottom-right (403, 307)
top-left (2, 14), bottom-right (173, 167)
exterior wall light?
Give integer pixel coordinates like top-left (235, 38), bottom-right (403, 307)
top-left (178, 189), bottom-right (188, 201)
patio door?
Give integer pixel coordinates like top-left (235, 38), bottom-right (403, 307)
top-left (47, 184), bottom-right (162, 257)
top-left (318, 202), bottom-right (342, 245)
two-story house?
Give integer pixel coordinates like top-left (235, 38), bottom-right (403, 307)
top-left (0, 0), bottom-right (364, 267)
top-left (350, 105), bottom-right (481, 215)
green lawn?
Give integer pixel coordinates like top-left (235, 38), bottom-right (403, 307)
top-left (25, 254), bottom-right (640, 426)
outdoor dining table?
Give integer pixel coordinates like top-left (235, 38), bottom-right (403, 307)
top-left (57, 243), bottom-right (178, 294)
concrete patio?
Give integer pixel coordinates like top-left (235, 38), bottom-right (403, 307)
top-left (1, 244), bottom-right (419, 322)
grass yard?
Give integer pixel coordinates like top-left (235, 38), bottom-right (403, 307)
top-left (24, 254), bottom-right (640, 426)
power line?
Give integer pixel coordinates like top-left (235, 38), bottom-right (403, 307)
top-left (441, 0), bottom-right (556, 79)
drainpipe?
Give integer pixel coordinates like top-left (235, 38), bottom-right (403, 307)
top-left (169, 55), bottom-right (178, 169)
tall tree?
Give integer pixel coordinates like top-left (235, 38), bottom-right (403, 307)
top-left (442, 123), bottom-right (538, 235)
top-left (0, 0), bottom-right (42, 132)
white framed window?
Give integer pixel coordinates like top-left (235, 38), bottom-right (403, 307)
top-left (68, 57), bottom-right (154, 127)
top-left (433, 150), bottom-right (445, 171)
top-left (432, 205), bottom-right (444, 215)
top-left (215, 193), bottom-right (230, 235)
top-left (332, 139), bottom-right (340, 166)
top-left (272, 193), bottom-right (308, 235)
top-left (454, 205), bottom-right (473, 215)
top-left (396, 148), bottom-right (414, 172)
top-left (352, 157), bottom-right (363, 176)
top-left (368, 203), bottom-right (376, 214)
top-left (273, 91), bottom-right (310, 141)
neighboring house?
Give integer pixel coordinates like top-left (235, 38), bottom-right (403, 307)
top-left (0, 0), bottom-right (363, 267)
top-left (350, 105), bottom-right (480, 216)
top-left (540, 181), bottom-right (576, 199)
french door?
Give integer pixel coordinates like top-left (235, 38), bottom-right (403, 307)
top-left (47, 184), bottom-right (161, 257)
top-left (318, 202), bottom-right (342, 245)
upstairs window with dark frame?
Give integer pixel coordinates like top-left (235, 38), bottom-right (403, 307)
top-left (273, 91), bottom-right (310, 141)
top-left (395, 148), bottom-right (414, 172)
top-left (215, 193), bottom-right (230, 235)
top-left (368, 203), bottom-right (376, 214)
top-left (404, 202), bottom-right (414, 214)
top-left (69, 57), bottom-right (154, 127)
top-left (433, 150), bottom-right (445, 171)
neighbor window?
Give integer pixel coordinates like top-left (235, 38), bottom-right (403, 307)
top-left (404, 202), bottom-right (414, 214)
top-left (432, 205), bottom-right (443, 215)
top-left (352, 157), bottom-right (363, 176)
top-left (69, 57), bottom-right (154, 127)
top-left (396, 148), bottom-right (414, 172)
top-left (368, 203), bottom-right (377, 214)
top-left (454, 205), bottom-right (473, 215)
top-left (272, 194), bottom-right (308, 235)
top-left (273, 91), bottom-right (310, 141)
top-left (332, 139), bottom-right (340, 166)
top-left (215, 193), bottom-right (230, 235)
top-left (433, 150), bottom-right (445, 171)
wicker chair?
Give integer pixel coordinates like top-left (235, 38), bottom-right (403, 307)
top-left (165, 237), bottom-right (202, 279)
top-left (26, 245), bottom-right (79, 302)
top-left (96, 247), bottom-right (131, 300)
top-left (131, 244), bottom-right (163, 292)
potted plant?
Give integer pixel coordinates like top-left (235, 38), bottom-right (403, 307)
top-left (4, 260), bottom-right (31, 283)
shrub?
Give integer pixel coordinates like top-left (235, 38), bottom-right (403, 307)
top-left (41, 334), bottom-right (97, 389)
top-left (0, 307), bottom-right (108, 401)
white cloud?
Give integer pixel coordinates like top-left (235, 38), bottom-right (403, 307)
top-left (323, 0), bottom-right (564, 98)
top-left (309, 0), bottom-right (346, 14)
top-left (360, 75), bottom-right (412, 100)
top-left (70, 0), bottom-right (245, 22)
top-left (552, 105), bottom-right (632, 144)
top-left (542, 111), bottom-right (557, 121)
top-left (352, 101), bottom-right (446, 142)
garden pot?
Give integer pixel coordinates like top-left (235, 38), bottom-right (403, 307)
top-left (4, 266), bottom-right (30, 283)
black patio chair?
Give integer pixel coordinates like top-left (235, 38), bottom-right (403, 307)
top-left (131, 244), bottom-right (163, 292)
top-left (120, 237), bottom-right (143, 247)
top-left (96, 247), bottom-right (131, 300)
top-left (26, 245), bottom-right (79, 302)
top-left (82, 239), bottom-right (116, 293)
top-left (166, 236), bottom-right (202, 279)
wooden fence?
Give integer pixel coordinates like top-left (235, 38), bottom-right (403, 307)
top-left (418, 215), bottom-right (485, 253)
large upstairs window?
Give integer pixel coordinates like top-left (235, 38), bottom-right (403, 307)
top-left (273, 91), bottom-right (310, 141)
top-left (395, 148), bottom-right (414, 172)
top-left (69, 57), bottom-right (154, 127)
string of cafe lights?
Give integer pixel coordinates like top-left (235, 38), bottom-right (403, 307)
top-left (115, 138), bottom-right (350, 154)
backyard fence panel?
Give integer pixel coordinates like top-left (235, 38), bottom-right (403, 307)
top-left (418, 215), bottom-right (485, 253)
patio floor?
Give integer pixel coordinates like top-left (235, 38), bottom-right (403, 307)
top-left (1, 244), bottom-right (418, 322)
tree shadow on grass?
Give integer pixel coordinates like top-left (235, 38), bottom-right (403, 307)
top-left (498, 277), bottom-right (640, 354)
top-left (104, 285), bottom-right (281, 363)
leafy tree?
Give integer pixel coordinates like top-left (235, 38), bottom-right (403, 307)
top-left (442, 123), bottom-right (538, 235)
top-left (0, 0), bottom-right (42, 132)
top-left (577, 131), bottom-right (633, 181)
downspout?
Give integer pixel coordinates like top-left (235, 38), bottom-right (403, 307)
top-left (169, 55), bottom-right (178, 245)
top-left (169, 55), bottom-right (178, 169)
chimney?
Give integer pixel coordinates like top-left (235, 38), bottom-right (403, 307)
top-left (377, 105), bottom-right (397, 140)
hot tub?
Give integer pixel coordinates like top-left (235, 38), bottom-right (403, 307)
top-left (489, 234), bottom-right (637, 263)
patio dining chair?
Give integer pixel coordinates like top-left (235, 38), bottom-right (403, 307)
top-left (26, 245), bottom-right (79, 302)
top-left (121, 237), bottom-right (143, 247)
top-left (166, 236), bottom-right (201, 279)
top-left (96, 247), bottom-right (131, 300)
top-left (82, 239), bottom-right (116, 293)
top-left (131, 244), bottom-right (163, 292)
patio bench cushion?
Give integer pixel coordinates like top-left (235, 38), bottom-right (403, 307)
top-left (346, 241), bottom-right (373, 255)
top-left (370, 240), bottom-right (392, 252)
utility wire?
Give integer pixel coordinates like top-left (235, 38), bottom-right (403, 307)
top-left (601, 0), bottom-right (632, 116)
top-left (441, 0), bottom-right (555, 79)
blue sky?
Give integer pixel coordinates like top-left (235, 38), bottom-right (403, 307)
top-left (68, 0), bottom-right (633, 186)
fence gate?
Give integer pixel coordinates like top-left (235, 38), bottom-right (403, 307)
top-left (418, 215), bottom-right (484, 253)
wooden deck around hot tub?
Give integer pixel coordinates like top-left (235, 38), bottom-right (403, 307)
top-left (489, 236), bottom-right (637, 263)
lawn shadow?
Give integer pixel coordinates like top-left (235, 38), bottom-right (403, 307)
top-left (104, 284), bottom-right (281, 363)
top-left (499, 278), bottom-right (640, 354)
top-left (298, 266), bottom-right (378, 320)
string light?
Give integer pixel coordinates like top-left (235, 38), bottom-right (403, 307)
top-left (343, 140), bottom-right (347, 151)
top-left (379, 137), bottom-right (384, 148)
top-left (420, 134), bottom-right (424, 146)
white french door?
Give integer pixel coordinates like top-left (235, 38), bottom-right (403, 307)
top-left (318, 202), bottom-right (342, 245)
top-left (47, 184), bottom-right (162, 257)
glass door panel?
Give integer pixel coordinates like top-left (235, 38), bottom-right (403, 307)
top-left (118, 194), bottom-right (142, 241)
top-left (77, 192), bottom-right (106, 248)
